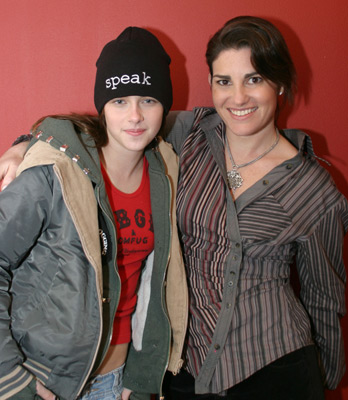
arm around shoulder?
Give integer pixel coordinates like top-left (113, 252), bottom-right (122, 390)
top-left (162, 110), bottom-right (194, 154)
top-left (0, 141), bottom-right (30, 191)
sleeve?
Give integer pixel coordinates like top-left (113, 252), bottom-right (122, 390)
top-left (296, 198), bottom-right (348, 389)
top-left (0, 166), bottom-right (53, 398)
top-left (5, 377), bottom-right (37, 400)
top-left (129, 392), bottom-right (152, 400)
top-left (12, 133), bottom-right (33, 147)
top-left (162, 110), bottom-right (195, 154)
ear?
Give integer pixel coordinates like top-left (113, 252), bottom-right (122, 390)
top-left (208, 74), bottom-right (212, 87)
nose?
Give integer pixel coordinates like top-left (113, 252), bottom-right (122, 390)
top-left (128, 103), bottom-right (144, 123)
top-left (232, 84), bottom-right (249, 106)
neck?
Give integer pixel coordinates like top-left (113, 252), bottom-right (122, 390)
top-left (100, 144), bottom-right (145, 193)
top-left (225, 126), bottom-right (278, 164)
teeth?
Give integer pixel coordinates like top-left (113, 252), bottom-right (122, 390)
top-left (230, 107), bottom-right (257, 116)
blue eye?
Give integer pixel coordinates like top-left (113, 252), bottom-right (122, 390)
top-left (142, 98), bottom-right (157, 104)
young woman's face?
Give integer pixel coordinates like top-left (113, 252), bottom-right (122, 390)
top-left (104, 96), bottom-right (163, 154)
top-left (210, 47), bottom-right (278, 138)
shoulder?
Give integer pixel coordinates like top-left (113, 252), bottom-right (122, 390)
top-left (18, 140), bottom-right (71, 176)
top-left (158, 137), bottom-right (177, 159)
top-left (163, 111), bottom-right (194, 153)
top-left (277, 156), bottom-right (347, 225)
top-left (164, 108), bottom-right (220, 153)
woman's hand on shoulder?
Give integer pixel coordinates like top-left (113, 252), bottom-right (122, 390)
top-left (0, 142), bottom-right (28, 191)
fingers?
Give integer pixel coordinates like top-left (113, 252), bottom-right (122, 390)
top-left (0, 142), bottom-right (29, 191)
top-left (121, 387), bottom-right (133, 400)
top-left (36, 380), bottom-right (56, 400)
top-left (0, 164), bottom-right (17, 191)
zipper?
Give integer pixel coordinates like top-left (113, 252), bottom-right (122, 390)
top-left (155, 149), bottom-right (173, 400)
top-left (158, 201), bottom-right (171, 399)
top-left (96, 186), bottom-right (121, 358)
top-left (76, 186), bottom-right (121, 397)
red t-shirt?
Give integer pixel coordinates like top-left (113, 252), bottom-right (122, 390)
top-left (101, 158), bottom-right (154, 345)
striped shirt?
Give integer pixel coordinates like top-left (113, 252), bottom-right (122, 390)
top-left (165, 108), bottom-right (348, 395)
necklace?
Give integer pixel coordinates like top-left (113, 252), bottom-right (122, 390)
top-left (225, 129), bottom-right (280, 191)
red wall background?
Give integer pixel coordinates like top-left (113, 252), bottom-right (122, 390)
top-left (1, 0), bottom-right (347, 397)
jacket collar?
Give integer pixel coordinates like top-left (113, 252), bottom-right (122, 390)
top-left (33, 117), bottom-right (104, 186)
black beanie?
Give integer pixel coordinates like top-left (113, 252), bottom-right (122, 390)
top-left (94, 27), bottom-right (173, 115)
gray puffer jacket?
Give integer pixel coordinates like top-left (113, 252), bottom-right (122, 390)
top-left (0, 118), bottom-right (187, 399)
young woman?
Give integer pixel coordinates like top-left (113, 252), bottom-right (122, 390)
top-left (162, 16), bottom-right (348, 400)
top-left (0, 27), bottom-right (187, 400)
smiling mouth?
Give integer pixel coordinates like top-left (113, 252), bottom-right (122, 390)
top-left (229, 107), bottom-right (257, 116)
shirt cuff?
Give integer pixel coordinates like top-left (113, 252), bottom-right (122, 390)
top-left (12, 134), bottom-right (33, 146)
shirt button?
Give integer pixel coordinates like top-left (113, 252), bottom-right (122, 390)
top-left (214, 344), bottom-right (220, 350)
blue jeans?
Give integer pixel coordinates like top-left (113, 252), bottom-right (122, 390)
top-left (80, 364), bottom-right (125, 400)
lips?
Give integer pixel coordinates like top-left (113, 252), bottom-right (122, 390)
top-left (229, 107), bottom-right (257, 116)
top-left (124, 129), bottom-right (146, 136)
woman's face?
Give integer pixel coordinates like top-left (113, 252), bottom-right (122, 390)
top-left (104, 96), bottom-right (163, 154)
top-left (210, 47), bottom-right (279, 138)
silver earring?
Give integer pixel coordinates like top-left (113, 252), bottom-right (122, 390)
top-left (279, 88), bottom-right (284, 95)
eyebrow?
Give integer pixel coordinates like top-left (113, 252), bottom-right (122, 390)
top-left (212, 72), bottom-right (258, 80)
top-left (212, 74), bottom-right (231, 80)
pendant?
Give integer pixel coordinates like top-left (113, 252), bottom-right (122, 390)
top-left (227, 169), bottom-right (243, 191)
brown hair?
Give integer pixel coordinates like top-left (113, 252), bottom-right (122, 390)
top-left (206, 16), bottom-right (297, 112)
top-left (31, 113), bottom-right (108, 148)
